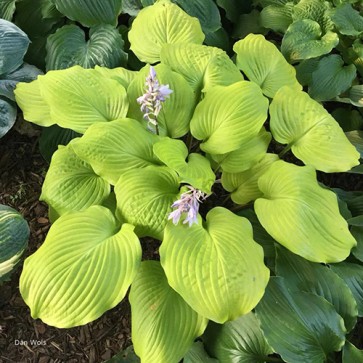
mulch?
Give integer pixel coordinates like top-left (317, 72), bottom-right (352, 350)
top-left (0, 126), bottom-right (132, 363)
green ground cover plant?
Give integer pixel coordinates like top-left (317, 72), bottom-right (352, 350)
top-left (3, 0), bottom-right (363, 362)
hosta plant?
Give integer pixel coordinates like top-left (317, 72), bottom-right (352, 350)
top-left (0, 19), bottom-right (41, 138)
top-left (14, 1), bottom-right (363, 362)
top-left (0, 205), bottom-right (29, 283)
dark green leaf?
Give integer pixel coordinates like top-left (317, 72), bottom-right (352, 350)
top-left (343, 341), bottom-right (363, 363)
top-left (46, 24), bottom-right (127, 71)
top-left (204, 313), bottom-right (273, 362)
top-left (255, 277), bottom-right (346, 363)
top-left (183, 342), bottom-right (218, 363)
top-left (39, 125), bottom-right (80, 163)
top-left (276, 246), bottom-right (358, 332)
top-left (331, 262), bottom-right (363, 316)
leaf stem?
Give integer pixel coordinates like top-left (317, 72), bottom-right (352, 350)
top-left (230, 202), bottom-right (253, 212)
top-left (221, 194), bottom-right (231, 205)
top-left (278, 143), bottom-right (292, 158)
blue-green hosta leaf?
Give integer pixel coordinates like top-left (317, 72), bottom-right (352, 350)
top-left (129, 0), bottom-right (204, 64)
top-left (345, 130), bottom-right (363, 158)
top-left (3, 63), bottom-right (43, 83)
top-left (122, 0), bottom-right (142, 15)
top-left (204, 27), bottom-right (230, 52)
top-left (204, 312), bottom-right (273, 363)
top-left (0, 80), bottom-right (17, 101)
top-left (38, 66), bottom-right (129, 133)
top-left (331, 263), bottom-right (363, 317)
top-left (176, 0), bottom-right (221, 34)
top-left (0, 0), bottom-right (16, 20)
top-left (0, 97), bottom-right (16, 138)
top-left (20, 206), bottom-right (141, 328)
top-left (276, 246), bottom-right (357, 332)
top-left (40, 142), bottom-right (110, 216)
top-left (115, 167), bottom-right (180, 240)
top-left (222, 153), bottom-right (279, 205)
top-left (292, 0), bottom-right (333, 33)
top-left (210, 128), bottom-right (272, 173)
top-left (260, 4), bottom-right (294, 33)
top-left (190, 81), bottom-right (268, 154)
top-left (153, 137), bottom-right (215, 193)
top-left (183, 342), bottom-right (217, 363)
top-left (270, 86), bottom-right (360, 172)
top-left (331, 4), bottom-right (363, 36)
top-left (46, 24), bottom-right (127, 71)
top-left (130, 261), bottom-right (207, 363)
top-left (255, 277), bottom-right (346, 363)
top-left (0, 20), bottom-right (29, 76)
top-left (332, 108), bottom-right (363, 132)
top-left (255, 160), bottom-right (357, 263)
top-left (215, 0), bottom-right (247, 23)
top-left (14, 79), bottom-right (53, 127)
top-left (160, 207), bottom-right (270, 323)
top-left (0, 205), bottom-right (29, 279)
top-left (343, 342), bottom-right (363, 363)
top-left (72, 119), bottom-right (161, 185)
top-left (351, 226), bottom-right (363, 262)
top-left (344, 85), bottom-right (363, 107)
top-left (127, 64), bottom-right (195, 138)
top-left (54, 0), bottom-right (122, 27)
top-left (308, 55), bottom-right (356, 101)
top-left (94, 66), bottom-right (137, 90)
top-left (281, 19), bottom-right (339, 62)
top-left (161, 43), bottom-right (242, 95)
top-left (234, 34), bottom-right (301, 98)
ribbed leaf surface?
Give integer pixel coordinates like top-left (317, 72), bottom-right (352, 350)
top-left (270, 86), bottom-right (360, 172)
top-left (255, 160), bottom-right (357, 263)
top-left (20, 206), bottom-right (141, 327)
top-left (160, 207), bottom-right (269, 323)
top-left (129, 0), bottom-right (204, 63)
top-left (130, 261), bottom-right (208, 363)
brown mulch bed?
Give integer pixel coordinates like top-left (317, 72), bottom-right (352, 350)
top-left (0, 128), bottom-right (132, 363)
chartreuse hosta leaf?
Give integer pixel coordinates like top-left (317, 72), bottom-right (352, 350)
top-left (255, 160), bottom-right (357, 263)
top-left (281, 19), bottom-right (339, 62)
top-left (160, 207), bottom-right (269, 323)
top-left (71, 119), bottom-right (161, 185)
top-left (222, 153), bottom-right (279, 205)
top-left (46, 24), bottom-right (127, 71)
top-left (153, 137), bottom-right (215, 193)
top-left (127, 64), bottom-right (195, 138)
top-left (115, 166), bottom-right (180, 240)
top-left (343, 342), bottom-right (363, 363)
top-left (53, 0), bottom-right (122, 27)
top-left (128, 0), bottom-right (204, 64)
top-left (204, 312), bottom-right (274, 362)
top-left (255, 277), bottom-right (346, 363)
top-left (211, 128), bottom-right (272, 173)
top-left (233, 34), bottom-right (301, 98)
top-left (20, 206), bottom-right (141, 328)
top-left (331, 4), bottom-right (363, 36)
top-left (37, 66), bottom-right (128, 133)
top-left (276, 246), bottom-right (358, 332)
top-left (190, 81), bottom-right (268, 154)
top-left (308, 55), bottom-right (357, 101)
top-left (183, 342), bottom-right (217, 363)
top-left (270, 86), bottom-right (360, 172)
top-left (331, 263), bottom-right (363, 316)
top-left (161, 43), bottom-right (242, 94)
top-left (41, 142), bottom-right (110, 216)
top-left (94, 66), bottom-right (137, 90)
top-left (129, 261), bottom-right (208, 363)
top-left (14, 79), bottom-right (53, 127)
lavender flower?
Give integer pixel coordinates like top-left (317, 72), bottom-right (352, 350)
top-left (137, 66), bottom-right (173, 134)
top-left (168, 186), bottom-right (208, 227)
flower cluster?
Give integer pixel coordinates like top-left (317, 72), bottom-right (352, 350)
top-left (137, 66), bottom-right (173, 134)
top-left (168, 186), bottom-right (208, 227)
